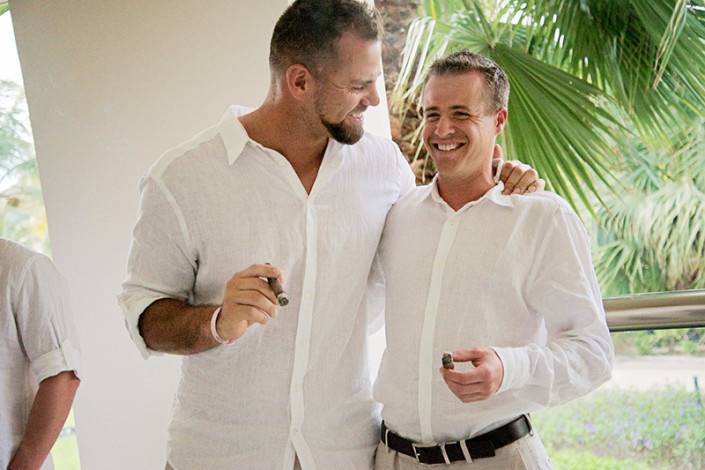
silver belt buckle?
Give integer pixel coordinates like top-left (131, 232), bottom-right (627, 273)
top-left (411, 442), bottom-right (437, 464)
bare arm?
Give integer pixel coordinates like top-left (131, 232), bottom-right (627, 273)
top-left (8, 371), bottom-right (80, 470)
top-left (139, 299), bottom-right (219, 354)
top-left (139, 264), bottom-right (284, 355)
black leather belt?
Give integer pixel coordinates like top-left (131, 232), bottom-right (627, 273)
top-left (380, 415), bottom-right (532, 465)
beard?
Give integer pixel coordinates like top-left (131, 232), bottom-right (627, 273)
top-left (319, 115), bottom-right (364, 145)
top-left (314, 97), bottom-right (365, 145)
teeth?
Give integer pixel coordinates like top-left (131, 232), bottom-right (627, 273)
top-left (437, 143), bottom-right (460, 151)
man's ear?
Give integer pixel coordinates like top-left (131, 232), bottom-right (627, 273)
top-left (284, 64), bottom-right (314, 101)
top-left (495, 108), bottom-right (508, 134)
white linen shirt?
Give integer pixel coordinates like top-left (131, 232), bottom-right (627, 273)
top-left (374, 180), bottom-right (613, 444)
top-left (118, 106), bottom-right (415, 470)
top-left (0, 239), bottom-right (81, 470)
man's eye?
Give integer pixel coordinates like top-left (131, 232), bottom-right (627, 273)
top-left (454, 112), bottom-right (470, 119)
top-left (351, 86), bottom-right (365, 92)
top-left (425, 115), bottom-right (439, 121)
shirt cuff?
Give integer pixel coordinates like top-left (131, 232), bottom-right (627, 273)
top-left (31, 340), bottom-right (81, 383)
top-left (492, 346), bottom-right (531, 394)
top-left (117, 291), bottom-right (167, 359)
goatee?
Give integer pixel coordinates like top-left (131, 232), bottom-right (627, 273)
top-left (320, 116), bottom-right (364, 145)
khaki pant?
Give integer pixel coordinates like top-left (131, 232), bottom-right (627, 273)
top-left (374, 433), bottom-right (552, 470)
top-left (165, 455), bottom-right (302, 469)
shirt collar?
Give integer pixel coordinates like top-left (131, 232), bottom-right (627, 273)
top-left (219, 105), bottom-right (253, 165)
top-left (218, 105), bottom-right (345, 168)
top-left (426, 176), bottom-right (514, 210)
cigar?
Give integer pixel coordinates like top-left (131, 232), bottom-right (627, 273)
top-left (264, 265), bottom-right (289, 307)
top-left (442, 352), bottom-right (454, 370)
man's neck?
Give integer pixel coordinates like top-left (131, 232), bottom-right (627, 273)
top-left (437, 172), bottom-right (495, 211)
top-left (239, 102), bottom-right (329, 193)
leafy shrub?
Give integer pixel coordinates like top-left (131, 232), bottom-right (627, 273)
top-left (546, 447), bottom-right (651, 470)
top-left (534, 387), bottom-right (705, 470)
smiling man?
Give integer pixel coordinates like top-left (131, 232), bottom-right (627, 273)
top-left (118, 3), bottom-right (542, 469)
top-left (373, 51), bottom-right (614, 469)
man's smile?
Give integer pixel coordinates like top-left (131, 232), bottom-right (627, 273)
top-left (432, 142), bottom-right (466, 152)
top-left (347, 112), bottom-right (364, 123)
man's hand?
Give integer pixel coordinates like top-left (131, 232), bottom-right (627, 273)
top-left (217, 264), bottom-right (284, 342)
top-left (492, 144), bottom-right (545, 195)
top-left (439, 348), bottom-right (504, 403)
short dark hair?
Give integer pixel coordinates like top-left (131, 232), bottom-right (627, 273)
top-left (426, 50), bottom-right (509, 112)
top-left (269, 0), bottom-right (383, 75)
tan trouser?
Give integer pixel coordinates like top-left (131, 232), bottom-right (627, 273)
top-left (165, 454), bottom-right (302, 469)
top-left (374, 433), bottom-right (552, 470)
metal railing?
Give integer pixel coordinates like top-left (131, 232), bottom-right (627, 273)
top-left (605, 289), bottom-right (705, 332)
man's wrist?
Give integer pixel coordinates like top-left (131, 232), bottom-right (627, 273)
top-left (210, 306), bottom-right (234, 345)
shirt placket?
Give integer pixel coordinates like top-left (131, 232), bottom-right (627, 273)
top-left (288, 197), bottom-right (317, 467)
top-left (417, 211), bottom-right (461, 444)
top-left (262, 141), bottom-right (339, 469)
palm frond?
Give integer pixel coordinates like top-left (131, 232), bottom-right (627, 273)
top-left (500, 0), bottom-right (705, 138)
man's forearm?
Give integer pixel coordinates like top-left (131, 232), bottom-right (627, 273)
top-left (9, 371), bottom-right (80, 470)
top-left (139, 298), bottom-right (220, 354)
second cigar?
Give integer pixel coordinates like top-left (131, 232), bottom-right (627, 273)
top-left (267, 276), bottom-right (289, 307)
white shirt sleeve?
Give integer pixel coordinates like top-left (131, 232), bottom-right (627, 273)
top-left (15, 255), bottom-right (81, 383)
top-left (118, 176), bottom-right (197, 358)
top-left (493, 204), bottom-right (614, 405)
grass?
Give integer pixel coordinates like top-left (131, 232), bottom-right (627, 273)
top-left (547, 448), bottom-right (652, 470)
top-left (535, 387), bottom-right (705, 470)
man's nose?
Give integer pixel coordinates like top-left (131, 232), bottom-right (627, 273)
top-left (434, 116), bottom-right (455, 138)
top-left (362, 84), bottom-right (381, 107)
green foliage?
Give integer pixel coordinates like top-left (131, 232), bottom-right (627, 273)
top-left (0, 5), bottom-right (8, 17)
top-left (506, 0), bottom-right (705, 137)
top-left (547, 447), bottom-right (651, 470)
top-left (613, 329), bottom-right (705, 355)
top-left (592, 122), bottom-right (705, 296)
top-left (0, 80), bottom-right (48, 253)
top-left (534, 387), bottom-right (705, 469)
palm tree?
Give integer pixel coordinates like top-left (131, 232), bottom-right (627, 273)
top-left (594, 120), bottom-right (705, 296)
top-left (390, 0), bottom-right (705, 212)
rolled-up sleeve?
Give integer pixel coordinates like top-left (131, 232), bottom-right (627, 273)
top-left (118, 176), bottom-right (197, 358)
top-left (493, 205), bottom-right (614, 404)
top-left (15, 256), bottom-right (81, 383)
